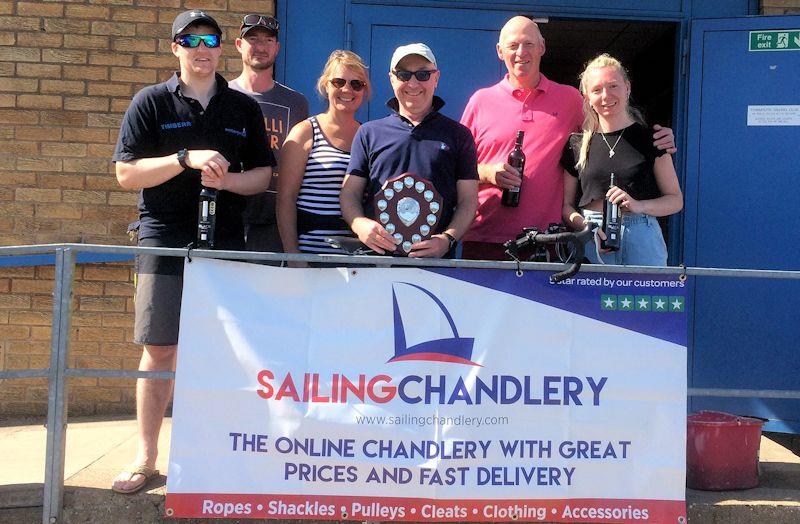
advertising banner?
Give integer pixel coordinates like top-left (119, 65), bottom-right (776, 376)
top-left (165, 258), bottom-right (687, 522)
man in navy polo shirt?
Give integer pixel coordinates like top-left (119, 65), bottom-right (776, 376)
top-left (340, 43), bottom-right (479, 258)
top-left (111, 10), bottom-right (274, 494)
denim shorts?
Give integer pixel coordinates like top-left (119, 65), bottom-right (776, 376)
top-left (581, 210), bottom-right (668, 266)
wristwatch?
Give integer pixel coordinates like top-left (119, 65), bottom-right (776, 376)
top-left (177, 148), bottom-right (189, 170)
top-left (442, 232), bottom-right (457, 251)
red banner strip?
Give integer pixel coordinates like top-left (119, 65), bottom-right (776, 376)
top-left (165, 493), bottom-right (685, 522)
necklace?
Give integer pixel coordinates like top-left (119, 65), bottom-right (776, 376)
top-left (600, 128), bottom-right (624, 158)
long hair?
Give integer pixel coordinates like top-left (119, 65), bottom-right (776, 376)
top-left (576, 53), bottom-right (645, 171)
top-left (316, 50), bottom-right (371, 101)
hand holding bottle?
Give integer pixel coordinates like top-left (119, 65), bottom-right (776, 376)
top-left (501, 130), bottom-right (525, 207)
top-left (601, 173), bottom-right (621, 251)
top-left (483, 162), bottom-right (521, 189)
top-left (606, 185), bottom-right (642, 214)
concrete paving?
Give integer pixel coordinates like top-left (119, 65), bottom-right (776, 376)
top-left (0, 417), bottom-right (798, 523)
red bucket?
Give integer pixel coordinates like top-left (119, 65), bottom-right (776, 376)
top-left (686, 410), bottom-right (764, 490)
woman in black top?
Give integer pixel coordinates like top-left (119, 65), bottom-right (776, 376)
top-left (561, 54), bottom-right (682, 266)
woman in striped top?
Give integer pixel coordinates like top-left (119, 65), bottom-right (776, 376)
top-left (277, 50), bottom-right (370, 265)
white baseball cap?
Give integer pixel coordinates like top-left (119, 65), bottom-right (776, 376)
top-left (390, 43), bottom-right (437, 70)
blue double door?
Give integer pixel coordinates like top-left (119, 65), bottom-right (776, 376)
top-left (280, 2), bottom-right (509, 121)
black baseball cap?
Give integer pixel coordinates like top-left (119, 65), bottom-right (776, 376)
top-left (240, 14), bottom-right (279, 38)
top-left (171, 10), bottom-right (222, 39)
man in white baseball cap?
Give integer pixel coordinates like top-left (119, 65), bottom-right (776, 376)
top-left (340, 42), bottom-right (478, 258)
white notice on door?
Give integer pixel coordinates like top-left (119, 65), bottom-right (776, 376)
top-left (747, 105), bottom-right (800, 126)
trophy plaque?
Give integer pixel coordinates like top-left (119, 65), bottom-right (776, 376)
top-left (371, 173), bottom-right (443, 256)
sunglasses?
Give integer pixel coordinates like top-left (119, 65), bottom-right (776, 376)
top-left (174, 34), bottom-right (220, 48)
top-left (392, 69), bottom-right (437, 82)
top-left (242, 14), bottom-right (279, 31)
top-left (329, 78), bottom-right (367, 92)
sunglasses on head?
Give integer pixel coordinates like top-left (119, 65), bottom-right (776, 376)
top-left (392, 69), bottom-right (436, 82)
top-left (242, 14), bottom-right (279, 31)
top-left (174, 34), bottom-right (220, 48)
top-left (329, 78), bottom-right (367, 92)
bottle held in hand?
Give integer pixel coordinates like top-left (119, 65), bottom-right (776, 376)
top-left (197, 186), bottom-right (218, 249)
top-left (501, 130), bottom-right (525, 207)
top-left (601, 173), bottom-right (621, 251)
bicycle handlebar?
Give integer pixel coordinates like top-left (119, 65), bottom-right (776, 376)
top-left (504, 223), bottom-right (597, 283)
top-left (328, 224), bottom-right (596, 283)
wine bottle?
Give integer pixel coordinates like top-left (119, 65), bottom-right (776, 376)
top-left (601, 173), bottom-right (621, 251)
top-left (501, 130), bottom-right (525, 207)
top-left (197, 186), bottom-right (218, 249)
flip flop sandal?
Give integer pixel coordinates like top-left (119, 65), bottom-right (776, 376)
top-left (111, 465), bottom-right (160, 494)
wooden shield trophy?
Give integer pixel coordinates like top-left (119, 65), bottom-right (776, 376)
top-left (372, 173), bottom-right (443, 256)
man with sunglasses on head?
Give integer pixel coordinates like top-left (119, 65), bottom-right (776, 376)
top-left (111, 9), bottom-right (274, 495)
top-left (229, 14), bottom-right (309, 258)
top-left (459, 16), bottom-right (676, 260)
top-left (341, 43), bottom-right (478, 258)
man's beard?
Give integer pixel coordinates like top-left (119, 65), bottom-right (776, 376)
top-left (250, 58), bottom-right (275, 71)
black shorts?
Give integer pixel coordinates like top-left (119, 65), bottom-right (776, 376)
top-left (133, 237), bottom-right (187, 346)
top-left (134, 233), bottom-right (245, 345)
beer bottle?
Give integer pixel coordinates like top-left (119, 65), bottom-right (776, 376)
top-left (601, 173), bottom-right (621, 251)
top-left (501, 130), bottom-right (525, 207)
top-left (197, 186), bottom-right (218, 249)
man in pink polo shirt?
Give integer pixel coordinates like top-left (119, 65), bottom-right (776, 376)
top-left (460, 16), bottom-right (674, 260)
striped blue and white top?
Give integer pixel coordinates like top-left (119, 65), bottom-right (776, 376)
top-left (296, 116), bottom-right (354, 254)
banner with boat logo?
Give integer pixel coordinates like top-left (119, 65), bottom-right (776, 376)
top-left (165, 258), bottom-right (687, 522)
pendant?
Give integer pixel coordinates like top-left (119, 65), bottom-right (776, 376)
top-left (608, 150), bottom-right (615, 158)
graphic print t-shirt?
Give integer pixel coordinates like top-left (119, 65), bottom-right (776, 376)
top-left (229, 80), bottom-right (309, 224)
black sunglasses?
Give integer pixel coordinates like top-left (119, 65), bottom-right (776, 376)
top-left (392, 69), bottom-right (437, 82)
top-left (174, 34), bottom-right (220, 48)
top-left (329, 78), bottom-right (367, 92)
top-left (242, 14), bottom-right (279, 31)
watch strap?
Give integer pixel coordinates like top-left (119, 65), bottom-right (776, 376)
top-left (442, 232), bottom-right (456, 250)
top-left (177, 148), bottom-right (189, 170)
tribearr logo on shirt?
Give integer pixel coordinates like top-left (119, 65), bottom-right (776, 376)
top-left (160, 121), bottom-right (192, 130)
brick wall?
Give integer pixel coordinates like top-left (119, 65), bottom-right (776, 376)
top-left (0, 1), bottom-right (275, 418)
top-left (761, 0), bottom-right (800, 14)
top-left (1, 263), bottom-right (138, 417)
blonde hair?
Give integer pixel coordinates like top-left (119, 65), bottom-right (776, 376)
top-left (576, 53), bottom-right (644, 171)
top-left (316, 50), bottom-right (371, 100)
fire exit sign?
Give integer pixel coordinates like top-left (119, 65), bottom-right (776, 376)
top-left (749, 30), bottom-right (800, 51)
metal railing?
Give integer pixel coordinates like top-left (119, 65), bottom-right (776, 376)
top-left (1, 243), bottom-right (799, 524)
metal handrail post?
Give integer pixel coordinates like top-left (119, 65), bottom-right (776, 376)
top-left (42, 247), bottom-right (75, 524)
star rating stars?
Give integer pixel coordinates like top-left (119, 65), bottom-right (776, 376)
top-left (635, 296), bottom-right (651, 311)
top-left (653, 296), bottom-right (667, 311)
top-left (601, 294), bottom-right (685, 313)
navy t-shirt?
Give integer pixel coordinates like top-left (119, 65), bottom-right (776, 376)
top-left (113, 73), bottom-right (275, 244)
top-left (347, 97), bottom-right (478, 232)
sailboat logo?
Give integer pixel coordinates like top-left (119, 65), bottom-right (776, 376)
top-left (388, 282), bottom-right (479, 366)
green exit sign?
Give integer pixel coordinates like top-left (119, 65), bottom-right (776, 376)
top-left (749, 30), bottom-right (800, 51)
